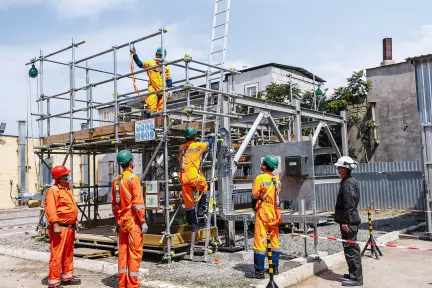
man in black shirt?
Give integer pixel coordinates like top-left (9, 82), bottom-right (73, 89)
top-left (334, 156), bottom-right (363, 287)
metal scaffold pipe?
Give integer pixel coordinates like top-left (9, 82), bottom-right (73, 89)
top-left (26, 40), bottom-right (86, 65)
top-left (160, 28), bottom-right (172, 264)
top-left (75, 31), bottom-right (162, 64)
top-left (43, 58), bottom-right (148, 82)
top-left (190, 59), bottom-right (240, 74)
top-left (35, 85), bottom-right (182, 121)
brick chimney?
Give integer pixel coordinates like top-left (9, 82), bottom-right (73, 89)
top-left (381, 38), bottom-right (395, 66)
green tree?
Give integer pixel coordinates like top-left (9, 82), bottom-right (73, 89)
top-left (325, 70), bottom-right (372, 159)
top-left (300, 89), bottom-right (329, 111)
top-left (236, 82), bottom-right (302, 114)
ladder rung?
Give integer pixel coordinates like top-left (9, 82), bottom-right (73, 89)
top-left (212, 36), bottom-right (226, 41)
top-left (211, 49), bottom-right (223, 54)
top-left (213, 23), bottom-right (226, 29)
top-left (215, 10), bottom-right (227, 15)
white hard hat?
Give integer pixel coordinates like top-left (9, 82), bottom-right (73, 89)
top-left (334, 156), bottom-right (358, 170)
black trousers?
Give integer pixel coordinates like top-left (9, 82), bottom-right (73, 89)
top-left (340, 224), bottom-right (363, 282)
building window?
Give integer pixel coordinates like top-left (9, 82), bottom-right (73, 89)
top-left (245, 83), bottom-right (258, 97)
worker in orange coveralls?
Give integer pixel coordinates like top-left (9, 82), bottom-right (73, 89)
top-left (179, 126), bottom-right (215, 231)
top-left (45, 165), bottom-right (81, 287)
top-left (130, 46), bottom-right (173, 114)
top-left (248, 155), bottom-right (282, 279)
top-left (112, 150), bottom-right (147, 288)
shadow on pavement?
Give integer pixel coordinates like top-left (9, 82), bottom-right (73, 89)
top-left (316, 269), bottom-right (345, 283)
top-left (101, 274), bottom-right (117, 288)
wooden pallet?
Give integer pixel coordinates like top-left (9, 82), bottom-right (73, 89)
top-left (42, 119), bottom-right (212, 146)
top-left (74, 247), bottom-right (112, 259)
top-left (75, 225), bottom-right (217, 248)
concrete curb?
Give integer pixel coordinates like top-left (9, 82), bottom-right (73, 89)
top-left (0, 245), bottom-right (149, 276)
top-left (400, 233), bottom-right (432, 241)
top-left (251, 231), bottom-right (399, 288)
top-left (399, 222), bottom-right (426, 235)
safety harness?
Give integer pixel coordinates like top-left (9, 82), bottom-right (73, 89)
top-left (113, 172), bottom-right (140, 233)
top-left (180, 140), bottom-right (209, 204)
top-left (130, 51), bottom-right (140, 97)
top-left (257, 176), bottom-right (282, 227)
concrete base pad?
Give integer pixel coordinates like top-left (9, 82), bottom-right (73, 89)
top-left (250, 231), bottom-right (399, 288)
top-left (0, 245), bottom-right (148, 277)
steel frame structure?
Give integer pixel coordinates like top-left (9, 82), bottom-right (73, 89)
top-left (28, 13), bottom-right (348, 264)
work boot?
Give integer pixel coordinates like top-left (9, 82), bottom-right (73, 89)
top-left (343, 274), bottom-right (353, 279)
top-left (61, 278), bottom-right (82, 286)
top-left (197, 193), bottom-right (208, 217)
top-left (342, 279), bottom-right (363, 286)
top-left (246, 270), bottom-right (265, 279)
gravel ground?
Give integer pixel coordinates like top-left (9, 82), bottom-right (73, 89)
top-left (0, 210), bottom-right (423, 288)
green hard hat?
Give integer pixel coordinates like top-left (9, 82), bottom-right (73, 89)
top-left (156, 47), bottom-right (167, 56)
top-left (117, 150), bottom-right (133, 166)
top-left (263, 155), bottom-right (279, 170)
top-left (184, 126), bottom-right (198, 140)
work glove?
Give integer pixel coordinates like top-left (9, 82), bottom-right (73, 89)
top-left (141, 222), bottom-right (148, 234)
top-left (130, 44), bottom-right (136, 55)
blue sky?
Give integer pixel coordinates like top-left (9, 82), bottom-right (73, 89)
top-left (2, 0), bottom-right (432, 136)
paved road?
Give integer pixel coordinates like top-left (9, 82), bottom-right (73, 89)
top-left (294, 238), bottom-right (432, 288)
top-left (0, 255), bottom-right (116, 288)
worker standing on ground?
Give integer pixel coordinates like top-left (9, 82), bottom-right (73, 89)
top-left (130, 46), bottom-right (172, 114)
top-left (179, 126), bottom-right (215, 231)
top-left (334, 156), bottom-right (363, 287)
top-left (45, 166), bottom-right (81, 287)
top-left (112, 150), bottom-right (147, 288)
top-left (248, 155), bottom-right (282, 279)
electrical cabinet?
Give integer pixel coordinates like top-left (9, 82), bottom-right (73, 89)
top-left (285, 156), bottom-right (308, 177)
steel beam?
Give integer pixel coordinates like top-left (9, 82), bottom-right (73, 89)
top-left (323, 123), bottom-right (342, 158)
top-left (267, 114), bottom-right (286, 143)
top-left (233, 112), bottom-right (265, 164)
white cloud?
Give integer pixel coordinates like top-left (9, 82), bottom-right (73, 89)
top-left (0, 0), bottom-right (138, 19)
top-left (313, 25), bottom-right (432, 92)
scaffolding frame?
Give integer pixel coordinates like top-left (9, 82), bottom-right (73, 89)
top-left (28, 23), bottom-right (348, 264)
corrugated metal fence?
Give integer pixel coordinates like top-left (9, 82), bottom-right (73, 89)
top-left (233, 161), bottom-right (425, 211)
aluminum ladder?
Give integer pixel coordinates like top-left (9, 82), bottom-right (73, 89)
top-left (189, 0), bottom-right (232, 262)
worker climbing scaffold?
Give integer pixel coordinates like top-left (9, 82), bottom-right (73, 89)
top-left (130, 45), bottom-right (173, 115)
top-left (179, 126), bottom-right (215, 231)
top-left (248, 155), bottom-right (283, 280)
top-left (112, 150), bottom-right (148, 288)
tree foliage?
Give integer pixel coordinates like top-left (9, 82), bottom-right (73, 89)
top-left (236, 70), bottom-right (372, 162)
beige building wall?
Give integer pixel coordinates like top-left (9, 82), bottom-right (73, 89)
top-left (0, 135), bottom-right (86, 210)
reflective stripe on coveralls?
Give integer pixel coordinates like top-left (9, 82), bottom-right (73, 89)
top-left (45, 184), bottom-right (78, 287)
top-left (111, 168), bottom-right (145, 288)
top-left (252, 172), bottom-right (282, 272)
top-left (143, 60), bottom-right (171, 112)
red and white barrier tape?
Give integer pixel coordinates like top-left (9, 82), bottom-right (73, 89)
top-left (372, 209), bottom-right (432, 213)
top-left (289, 233), bottom-right (432, 252)
top-left (0, 225), bottom-right (35, 231)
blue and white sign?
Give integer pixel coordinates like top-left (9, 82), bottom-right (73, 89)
top-left (135, 119), bottom-right (156, 142)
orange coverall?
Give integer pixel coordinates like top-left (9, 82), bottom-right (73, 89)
top-left (178, 139), bottom-right (209, 209)
top-left (111, 167), bottom-right (145, 288)
top-left (141, 60), bottom-right (171, 112)
top-left (45, 184), bottom-right (78, 287)
top-left (251, 172), bottom-right (282, 271)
